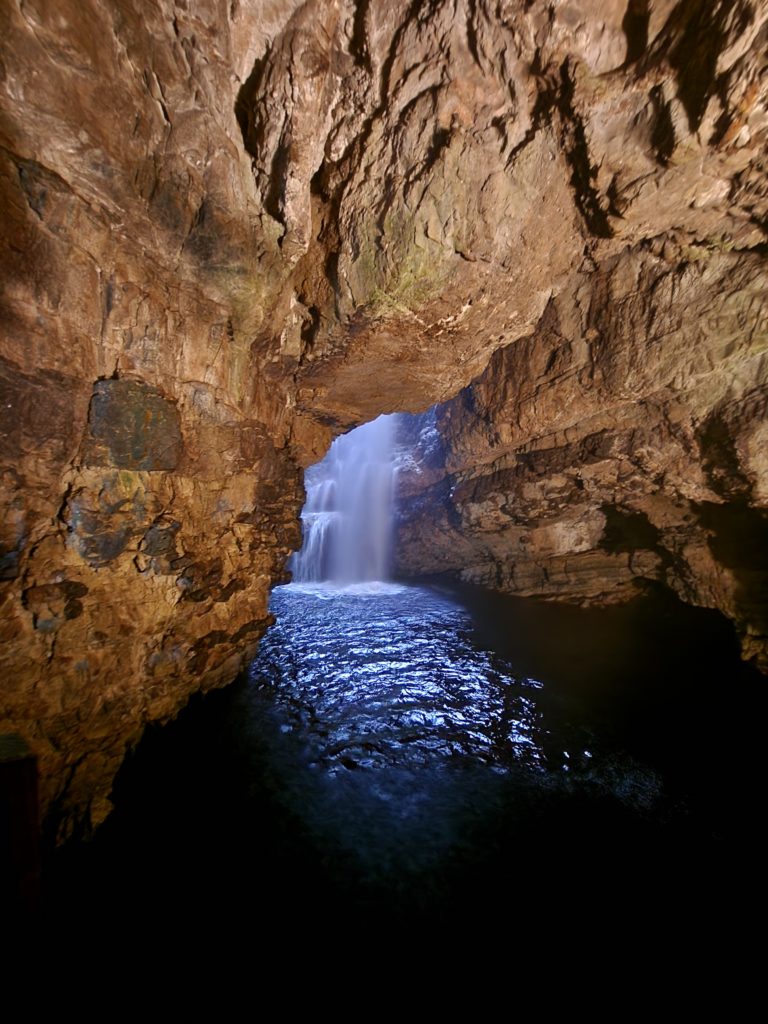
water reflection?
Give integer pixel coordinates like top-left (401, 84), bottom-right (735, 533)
top-left (47, 580), bottom-right (765, 933)
top-left (244, 583), bottom-right (662, 875)
top-left (250, 583), bottom-right (546, 772)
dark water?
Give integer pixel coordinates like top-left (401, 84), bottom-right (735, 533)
top-left (47, 582), bottom-right (765, 941)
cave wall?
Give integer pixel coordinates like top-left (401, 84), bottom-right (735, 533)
top-left (395, 246), bottom-right (768, 670)
top-left (0, 0), bottom-right (766, 833)
top-left (385, 3), bottom-right (768, 672)
top-left (0, 0), bottom-right (317, 833)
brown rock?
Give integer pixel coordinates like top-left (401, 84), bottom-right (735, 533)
top-left (396, 246), bottom-right (768, 669)
top-left (0, 0), bottom-right (766, 835)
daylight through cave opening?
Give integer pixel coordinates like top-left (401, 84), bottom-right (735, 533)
top-left (290, 413), bottom-right (400, 586)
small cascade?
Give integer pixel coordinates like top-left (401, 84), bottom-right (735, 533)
top-left (290, 414), bottom-right (398, 584)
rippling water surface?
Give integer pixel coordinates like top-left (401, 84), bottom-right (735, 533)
top-left (241, 583), bottom-right (664, 878)
top-left (254, 582), bottom-right (547, 771)
top-left (50, 581), bottom-right (765, 935)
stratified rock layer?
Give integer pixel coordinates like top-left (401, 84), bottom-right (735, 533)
top-left (395, 247), bottom-right (768, 670)
top-left (1, 0), bottom-right (766, 833)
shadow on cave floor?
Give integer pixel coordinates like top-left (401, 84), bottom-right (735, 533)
top-left (43, 582), bottom-right (766, 945)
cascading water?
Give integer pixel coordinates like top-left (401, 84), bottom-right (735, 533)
top-left (289, 414), bottom-right (398, 584)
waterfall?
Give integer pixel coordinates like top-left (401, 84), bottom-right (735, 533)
top-left (290, 414), bottom-right (398, 584)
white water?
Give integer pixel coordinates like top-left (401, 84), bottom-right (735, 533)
top-left (289, 414), bottom-right (398, 584)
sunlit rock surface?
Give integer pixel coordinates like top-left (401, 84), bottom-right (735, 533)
top-left (0, 0), bottom-right (766, 834)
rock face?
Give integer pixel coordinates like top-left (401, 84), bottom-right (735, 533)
top-left (0, 0), bottom-right (309, 835)
top-left (0, 0), bottom-right (766, 834)
top-left (395, 246), bottom-right (768, 670)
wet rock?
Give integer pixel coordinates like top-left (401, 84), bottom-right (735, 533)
top-left (136, 516), bottom-right (182, 575)
top-left (84, 380), bottom-right (183, 472)
top-left (23, 581), bottom-right (89, 632)
top-left (396, 248), bottom-right (768, 669)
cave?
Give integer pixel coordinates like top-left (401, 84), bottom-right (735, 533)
top-left (1, 0), bottom-right (767, 933)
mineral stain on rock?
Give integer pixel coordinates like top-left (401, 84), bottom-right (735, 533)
top-left (23, 580), bottom-right (89, 633)
top-left (83, 380), bottom-right (183, 472)
top-left (63, 472), bottom-right (153, 568)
